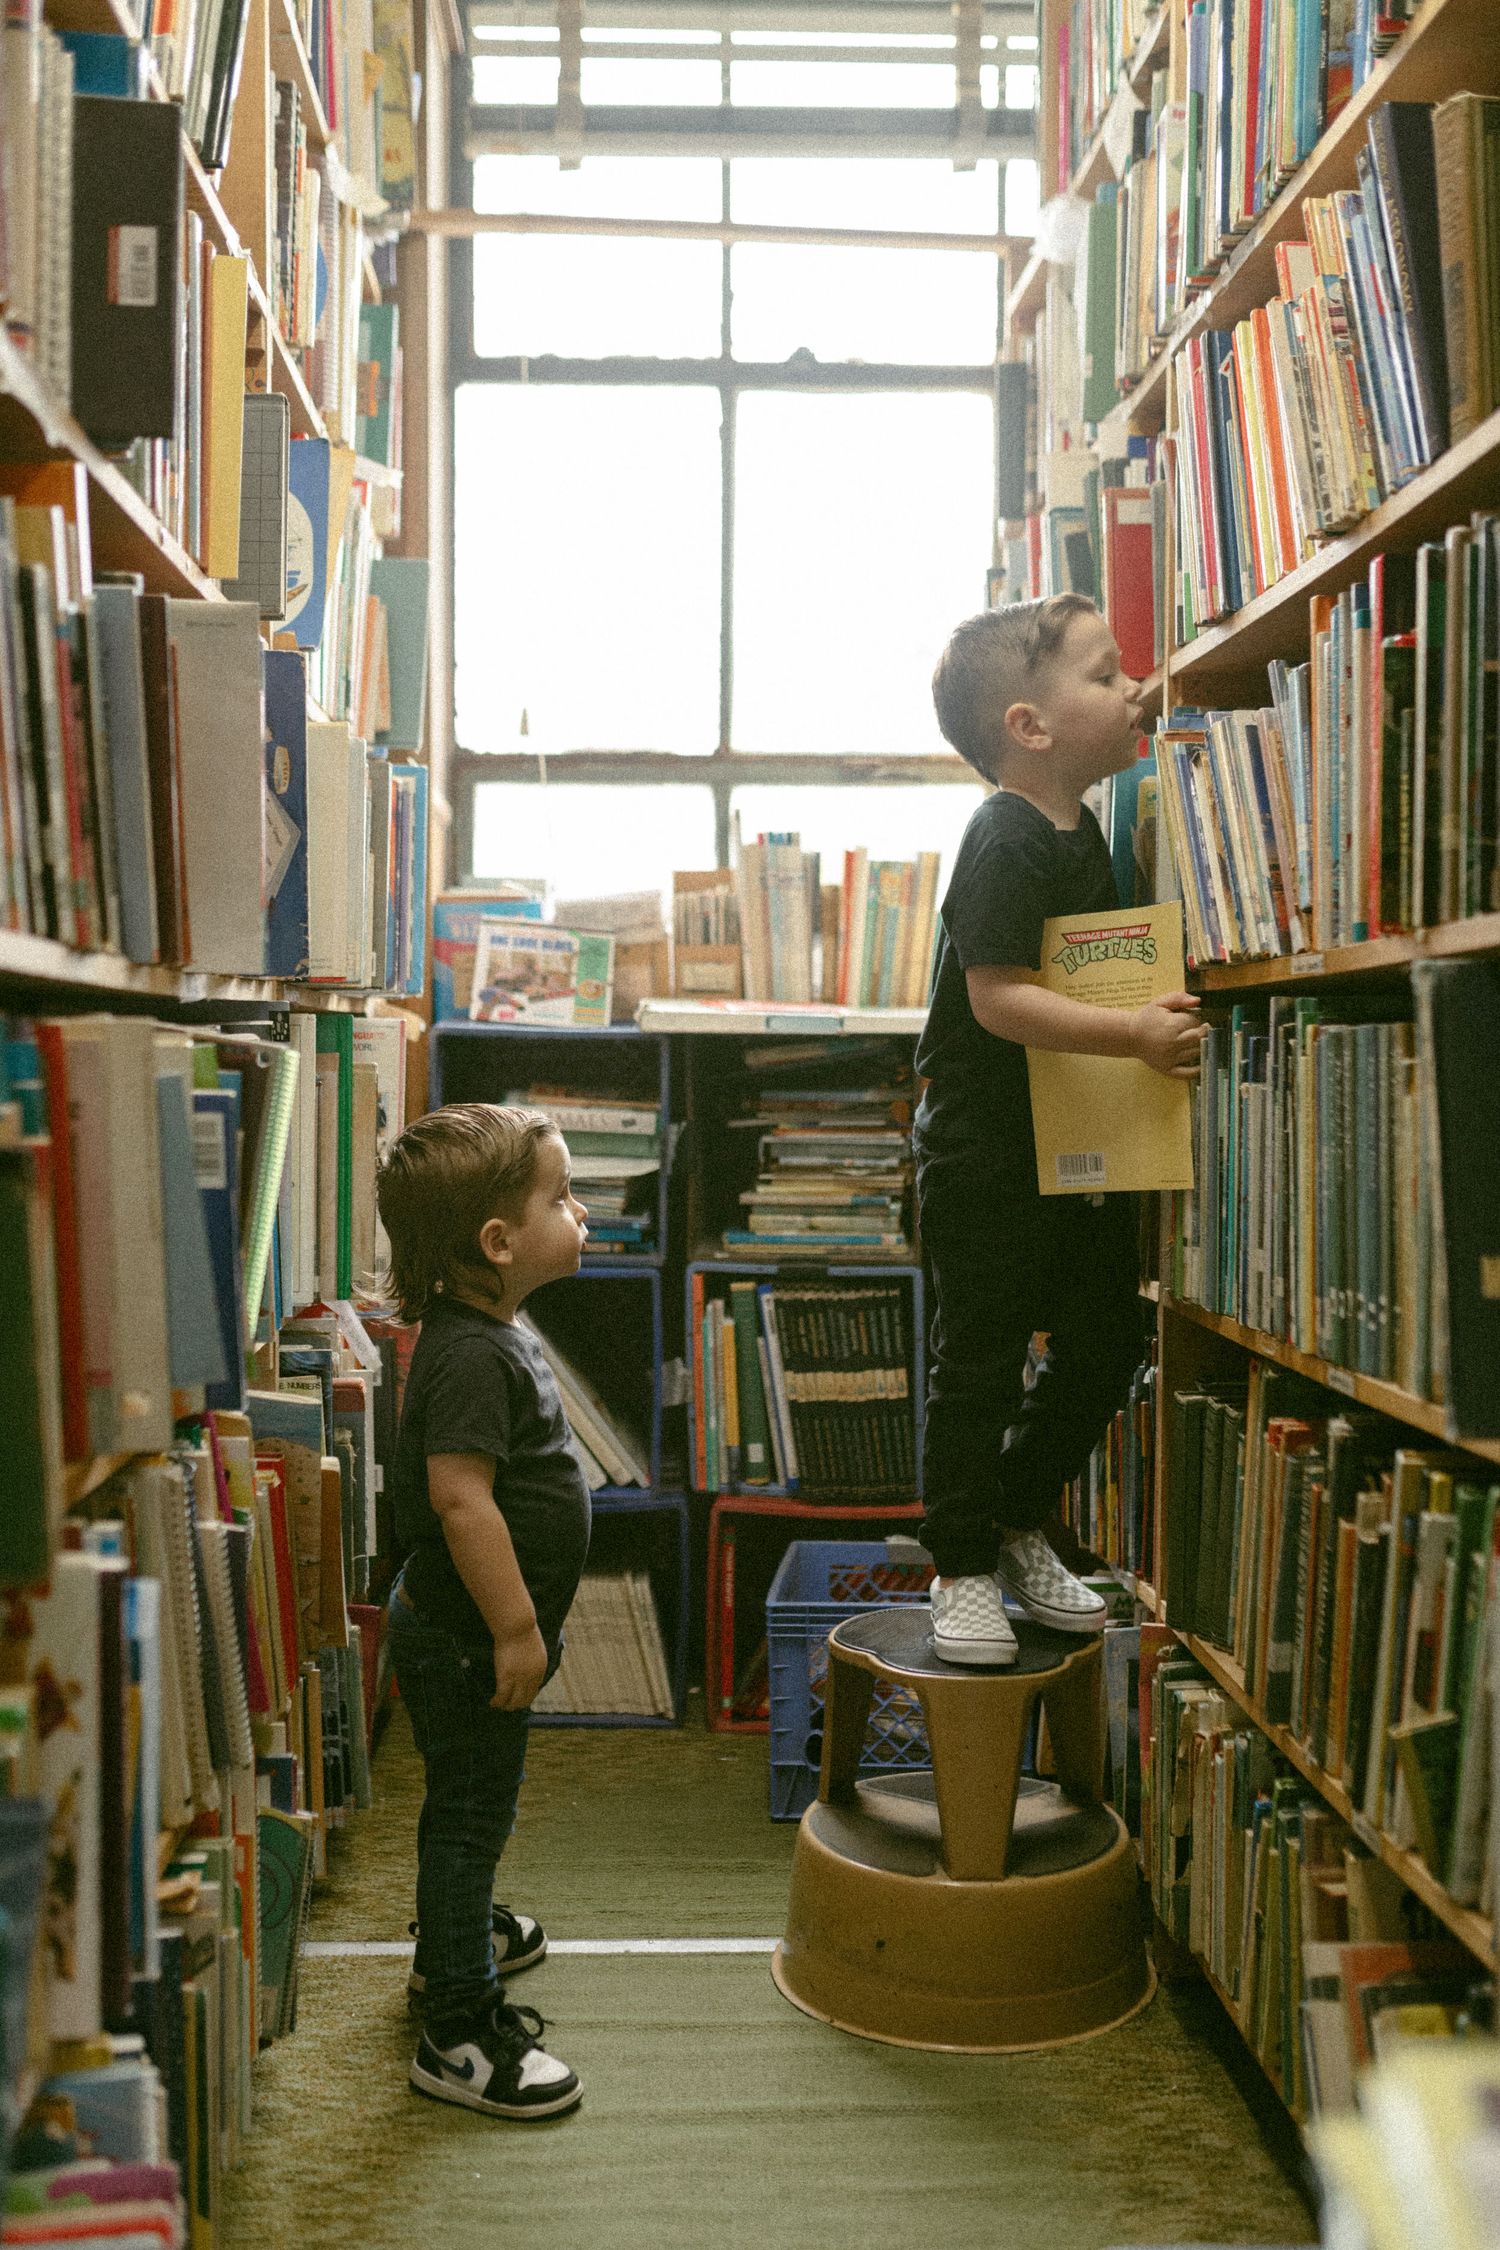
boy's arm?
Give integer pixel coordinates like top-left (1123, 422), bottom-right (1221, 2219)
top-left (966, 964), bottom-right (1203, 1080)
top-left (428, 1452), bottom-right (548, 1709)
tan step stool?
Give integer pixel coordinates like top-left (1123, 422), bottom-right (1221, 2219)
top-left (772, 1606), bottom-right (1155, 2052)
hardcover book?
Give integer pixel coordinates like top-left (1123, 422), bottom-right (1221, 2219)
top-left (1026, 900), bottom-right (1196, 1195)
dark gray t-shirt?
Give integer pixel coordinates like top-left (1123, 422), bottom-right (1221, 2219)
top-left (914, 791), bottom-right (1118, 1181)
top-left (391, 1298), bottom-right (591, 1655)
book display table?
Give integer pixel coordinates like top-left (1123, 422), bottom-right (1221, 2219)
top-left (773, 1609), bottom-right (1154, 2052)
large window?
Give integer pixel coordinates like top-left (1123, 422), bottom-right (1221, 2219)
top-left (454, 24), bottom-right (1039, 887)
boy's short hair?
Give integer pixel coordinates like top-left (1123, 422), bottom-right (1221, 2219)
top-left (376, 1101), bottom-right (557, 1323)
top-left (932, 594), bottom-right (1100, 779)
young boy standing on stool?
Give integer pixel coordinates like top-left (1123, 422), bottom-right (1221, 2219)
top-left (377, 1103), bottom-right (592, 2118)
top-left (917, 595), bottom-right (1201, 1665)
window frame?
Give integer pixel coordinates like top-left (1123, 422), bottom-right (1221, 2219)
top-left (447, 57), bottom-right (1014, 878)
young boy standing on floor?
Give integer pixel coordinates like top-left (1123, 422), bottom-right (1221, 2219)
top-left (916, 594), bottom-right (1202, 1665)
top-left (377, 1102), bottom-right (592, 2119)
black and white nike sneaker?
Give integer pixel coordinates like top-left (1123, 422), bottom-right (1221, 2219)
top-left (410, 1999), bottom-right (582, 2121)
top-left (407, 1904), bottom-right (548, 2010)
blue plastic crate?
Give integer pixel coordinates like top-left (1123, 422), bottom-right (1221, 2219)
top-left (765, 1540), bottom-right (933, 1822)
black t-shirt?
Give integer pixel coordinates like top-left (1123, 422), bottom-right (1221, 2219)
top-left (390, 1297), bottom-right (592, 1655)
top-left (914, 791), bottom-right (1119, 1179)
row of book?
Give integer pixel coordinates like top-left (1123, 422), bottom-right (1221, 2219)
top-left (690, 1276), bottom-right (917, 1497)
top-left (1059, 1346), bottom-right (1157, 1582)
top-left (1157, 536), bottom-right (1500, 970)
top-left (1164, 1001), bottom-right (1443, 1398)
top-left (1162, 1362), bottom-right (1499, 1905)
top-left (1, 1007), bottom-right (408, 1504)
top-left (282, 0), bottom-right (418, 215)
top-left (1145, 1625), bottom-right (1494, 2124)
top-left (1163, 958), bottom-right (1500, 1442)
top-left (1170, 97), bottom-right (1500, 642)
top-left (730, 830), bottom-right (942, 1011)
top-left (1054, 0), bottom-right (1163, 192)
top-left (532, 1571), bottom-right (674, 1720)
top-left (1310, 2045), bottom-right (1500, 2247)
top-left (0, 478), bottom-right (426, 982)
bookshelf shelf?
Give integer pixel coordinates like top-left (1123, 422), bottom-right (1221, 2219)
top-left (1188, 914), bottom-right (1500, 994)
top-left (65, 1454), bottom-right (138, 1507)
top-left (255, 294), bottom-right (329, 441)
top-left (269, 0), bottom-right (333, 149)
top-left (1004, 247), bottom-right (1047, 333)
top-left (1179, 1630), bottom-right (1498, 1972)
top-left (0, 333), bottom-right (221, 602)
top-left (0, 929), bottom-right (380, 1007)
top-left (1066, 0), bottom-right (1173, 207)
top-left (1119, 0), bottom-right (1500, 439)
top-left (1168, 408), bottom-right (1500, 688)
top-left (1161, 1293), bottom-right (1500, 1467)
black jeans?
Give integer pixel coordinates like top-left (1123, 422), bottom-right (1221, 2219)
top-left (387, 1579), bottom-right (530, 2028)
top-left (918, 1148), bottom-right (1143, 1577)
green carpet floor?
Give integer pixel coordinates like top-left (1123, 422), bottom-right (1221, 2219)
top-left (222, 1700), bottom-right (1320, 2250)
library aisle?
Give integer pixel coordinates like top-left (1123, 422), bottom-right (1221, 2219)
top-left (222, 1702), bottom-right (1317, 2250)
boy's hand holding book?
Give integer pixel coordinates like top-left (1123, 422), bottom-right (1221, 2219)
top-left (1131, 991), bottom-right (1205, 1080)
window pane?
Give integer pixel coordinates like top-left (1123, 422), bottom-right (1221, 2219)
top-left (579, 57), bottom-right (721, 104)
top-left (455, 386), bottom-right (721, 755)
top-left (471, 55), bottom-right (559, 104)
top-left (473, 157), bottom-right (723, 359)
top-left (730, 784), bottom-right (984, 897)
top-left (732, 391), bottom-right (993, 759)
top-left (730, 60), bottom-right (955, 107)
top-left (729, 159), bottom-right (999, 365)
top-left (472, 784), bottom-right (716, 900)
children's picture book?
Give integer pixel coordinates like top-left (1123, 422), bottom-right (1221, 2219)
top-left (1026, 900), bottom-right (1195, 1195)
top-left (469, 923), bottom-right (615, 1027)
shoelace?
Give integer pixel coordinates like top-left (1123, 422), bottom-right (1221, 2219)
top-left (491, 2001), bottom-right (548, 2059)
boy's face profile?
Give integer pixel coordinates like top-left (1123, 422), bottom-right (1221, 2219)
top-left (491, 1129), bottom-right (589, 1294)
top-left (1006, 609), bottom-right (1142, 782)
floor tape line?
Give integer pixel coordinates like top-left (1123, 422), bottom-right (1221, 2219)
top-left (304, 1938), bottom-right (780, 1958)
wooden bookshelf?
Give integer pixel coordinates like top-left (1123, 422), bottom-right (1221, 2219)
top-left (1160, 1293), bottom-right (1500, 1468)
top-left (1188, 913), bottom-right (1500, 993)
top-left (1120, 0), bottom-right (1500, 439)
top-left (0, 928), bottom-right (380, 1007)
top-left (269, 0), bottom-right (333, 149)
top-left (1004, 246), bottom-right (1047, 333)
top-left (1180, 1630), bottom-right (1498, 1973)
top-left (1169, 408), bottom-right (1500, 688)
top-left (1067, 0), bottom-right (1174, 207)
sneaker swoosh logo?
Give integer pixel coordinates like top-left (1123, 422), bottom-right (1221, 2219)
top-left (442, 2055), bottom-right (478, 2083)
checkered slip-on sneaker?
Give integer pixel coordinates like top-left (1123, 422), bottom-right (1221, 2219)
top-left (407, 1904), bottom-right (548, 2010)
top-left (995, 1530), bottom-right (1108, 1634)
top-left (929, 1573), bottom-right (1019, 1666)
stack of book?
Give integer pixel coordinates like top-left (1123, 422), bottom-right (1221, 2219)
top-left (518, 1312), bottom-right (650, 1492)
top-left (532, 1571), bottom-right (673, 1719)
top-left (1146, 1629), bottom-right (1489, 2123)
top-left (723, 1080), bottom-right (914, 1260)
top-left (1161, 1366), bottom-right (1499, 1906)
top-left (691, 1274), bottom-right (916, 1497)
top-left (1060, 1345), bottom-right (1156, 1581)
top-left (1172, 98), bottom-right (1500, 643)
top-left (730, 829), bottom-right (942, 1009)
top-left (509, 1086), bottom-right (661, 1256)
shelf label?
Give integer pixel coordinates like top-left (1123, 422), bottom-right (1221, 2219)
top-left (1291, 952), bottom-right (1325, 977)
top-left (1326, 1366), bottom-right (1357, 1397)
top-left (766, 1012), bottom-right (844, 1034)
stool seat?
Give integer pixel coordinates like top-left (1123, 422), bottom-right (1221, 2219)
top-left (772, 1596), bottom-right (1155, 2053)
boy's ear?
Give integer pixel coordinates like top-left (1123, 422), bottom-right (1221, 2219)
top-left (1004, 697), bottom-right (1052, 755)
top-left (477, 1215), bottom-right (514, 1268)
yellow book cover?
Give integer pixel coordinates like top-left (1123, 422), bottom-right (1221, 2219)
top-left (1026, 900), bottom-right (1195, 1195)
top-left (204, 254), bottom-right (250, 578)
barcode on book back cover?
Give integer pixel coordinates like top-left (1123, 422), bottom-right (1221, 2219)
top-left (1056, 1152), bottom-right (1106, 1188)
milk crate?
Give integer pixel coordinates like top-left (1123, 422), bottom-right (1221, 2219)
top-left (765, 1540), bottom-right (933, 1822)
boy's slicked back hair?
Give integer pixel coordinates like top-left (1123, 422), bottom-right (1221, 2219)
top-left (376, 1101), bottom-right (556, 1323)
top-left (932, 593), bottom-right (1099, 778)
